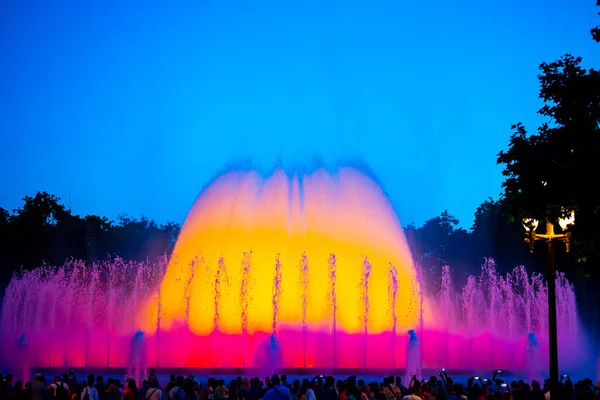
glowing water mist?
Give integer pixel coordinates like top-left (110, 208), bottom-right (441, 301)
top-left (0, 165), bottom-right (589, 375)
top-left (140, 166), bottom-right (420, 369)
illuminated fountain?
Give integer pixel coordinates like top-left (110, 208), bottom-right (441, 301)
top-left (140, 165), bottom-right (420, 369)
top-left (0, 165), bottom-right (589, 375)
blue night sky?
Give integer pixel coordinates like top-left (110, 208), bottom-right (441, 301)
top-left (1, 0), bottom-right (599, 228)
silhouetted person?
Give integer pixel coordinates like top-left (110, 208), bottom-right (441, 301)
top-left (31, 374), bottom-right (48, 400)
top-left (146, 380), bottom-right (162, 400)
top-left (49, 376), bottom-right (69, 400)
top-left (320, 377), bottom-right (338, 400)
top-left (81, 376), bottom-right (99, 400)
top-left (244, 378), bottom-right (260, 400)
top-left (261, 375), bottom-right (292, 400)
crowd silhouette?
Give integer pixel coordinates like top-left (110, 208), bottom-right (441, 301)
top-left (0, 369), bottom-right (598, 400)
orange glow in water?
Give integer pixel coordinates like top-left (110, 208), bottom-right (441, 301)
top-left (140, 166), bottom-right (421, 367)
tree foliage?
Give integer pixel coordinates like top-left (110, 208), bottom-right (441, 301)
top-left (497, 53), bottom-right (600, 269)
top-left (592, 0), bottom-right (600, 43)
top-left (0, 192), bottom-right (181, 285)
top-left (404, 202), bottom-right (541, 293)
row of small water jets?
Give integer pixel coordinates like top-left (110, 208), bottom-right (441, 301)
top-left (2, 256), bottom-right (167, 337)
top-left (0, 254), bottom-right (580, 374)
top-left (1, 254), bottom-right (575, 336)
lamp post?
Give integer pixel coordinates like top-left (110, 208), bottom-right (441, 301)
top-left (523, 213), bottom-right (574, 395)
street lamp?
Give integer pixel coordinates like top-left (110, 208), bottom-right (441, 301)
top-left (522, 212), bottom-right (574, 395)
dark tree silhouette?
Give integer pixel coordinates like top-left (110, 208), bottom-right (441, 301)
top-left (497, 26), bottom-right (600, 340)
top-left (405, 210), bottom-right (475, 291)
top-left (592, 0), bottom-right (600, 42)
top-left (0, 192), bottom-right (181, 286)
top-left (497, 55), bottom-right (600, 271)
top-left (405, 201), bottom-right (549, 292)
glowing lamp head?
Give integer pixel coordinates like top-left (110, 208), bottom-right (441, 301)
top-left (522, 218), bottom-right (539, 232)
top-left (558, 212), bottom-right (575, 230)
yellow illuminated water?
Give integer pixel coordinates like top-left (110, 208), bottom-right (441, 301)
top-left (145, 166), bottom-right (419, 332)
top-left (138, 166), bottom-right (421, 367)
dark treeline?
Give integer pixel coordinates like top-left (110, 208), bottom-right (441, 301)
top-left (0, 192), bottom-right (180, 286)
top-left (404, 200), bottom-right (572, 291)
top-left (0, 191), bottom-right (566, 288)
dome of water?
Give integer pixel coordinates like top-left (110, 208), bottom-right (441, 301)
top-left (0, 164), bottom-right (590, 377)
top-left (140, 166), bottom-right (420, 369)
